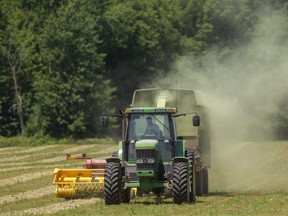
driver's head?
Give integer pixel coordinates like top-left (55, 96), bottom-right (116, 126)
top-left (146, 116), bottom-right (152, 125)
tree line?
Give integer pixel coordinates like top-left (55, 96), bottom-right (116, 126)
top-left (0, 0), bottom-right (287, 139)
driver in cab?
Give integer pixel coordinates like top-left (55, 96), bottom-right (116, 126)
top-left (145, 116), bottom-right (160, 137)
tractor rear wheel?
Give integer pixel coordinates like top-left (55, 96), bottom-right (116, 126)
top-left (104, 162), bottom-right (122, 205)
top-left (185, 149), bottom-right (196, 202)
top-left (173, 162), bottom-right (190, 204)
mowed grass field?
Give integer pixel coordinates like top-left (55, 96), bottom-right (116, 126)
top-left (0, 141), bottom-right (287, 216)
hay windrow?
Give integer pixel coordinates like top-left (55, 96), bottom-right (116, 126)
top-left (0, 170), bottom-right (51, 187)
top-left (0, 185), bottom-right (54, 205)
top-left (0, 198), bottom-right (100, 216)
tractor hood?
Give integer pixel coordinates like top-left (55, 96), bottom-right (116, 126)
top-left (135, 139), bottom-right (158, 150)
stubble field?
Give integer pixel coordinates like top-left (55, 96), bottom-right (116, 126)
top-left (0, 141), bottom-right (287, 216)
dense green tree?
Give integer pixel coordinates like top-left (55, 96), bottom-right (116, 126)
top-left (0, 0), bottom-right (287, 139)
top-left (0, 0), bottom-right (115, 138)
top-left (0, 0), bottom-right (38, 136)
top-left (178, 0), bottom-right (259, 58)
top-left (26, 0), bottom-right (115, 138)
top-left (98, 0), bottom-right (183, 106)
top-left (0, 54), bottom-right (17, 136)
top-left (0, 8), bottom-right (16, 136)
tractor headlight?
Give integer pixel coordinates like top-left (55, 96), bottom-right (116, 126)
top-left (137, 159), bottom-right (144, 163)
top-left (147, 158), bottom-right (155, 163)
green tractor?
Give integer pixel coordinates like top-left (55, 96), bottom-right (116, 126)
top-left (101, 107), bottom-right (204, 204)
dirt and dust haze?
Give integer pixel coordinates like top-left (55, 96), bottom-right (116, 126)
top-left (144, 9), bottom-right (288, 192)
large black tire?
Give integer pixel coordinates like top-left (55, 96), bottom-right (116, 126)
top-left (173, 162), bottom-right (190, 204)
top-left (185, 149), bottom-right (194, 161)
top-left (185, 149), bottom-right (196, 202)
top-left (104, 162), bottom-right (122, 205)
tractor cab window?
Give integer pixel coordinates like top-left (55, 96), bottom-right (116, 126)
top-left (128, 113), bottom-right (171, 140)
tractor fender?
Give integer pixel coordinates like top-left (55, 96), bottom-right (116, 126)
top-left (106, 157), bottom-right (121, 164)
top-left (172, 157), bottom-right (189, 164)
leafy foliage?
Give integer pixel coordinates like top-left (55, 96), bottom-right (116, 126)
top-left (0, 0), bottom-right (287, 139)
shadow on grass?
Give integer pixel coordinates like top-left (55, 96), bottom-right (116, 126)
top-left (206, 192), bottom-right (237, 197)
top-left (129, 192), bottom-right (245, 205)
top-left (207, 189), bottom-right (288, 196)
top-left (130, 196), bottom-right (206, 205)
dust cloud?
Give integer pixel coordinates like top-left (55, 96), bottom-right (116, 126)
top-left (144, 9), bottom-right (288, 192)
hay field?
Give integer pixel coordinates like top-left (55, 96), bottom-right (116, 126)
top-left (0, 141), bottom-right (287, 216)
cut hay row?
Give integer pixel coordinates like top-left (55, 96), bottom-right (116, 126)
top-left (0, 185), bottom-right (54, 205)
top-left (0, 170), bottom-right (52, 187)
top-left (0, 144), bottom-right (116, 216)
top-left (0, 145), bottom-right (62, 156)
top-left (0, 147), bottom-right (22, 153)
top-left (0, 160), bottom-right (50, 168)
top-left (0, 198), bottom-right (100, 216)
top-left (62, 144), bottom-right (100, 153)
top-left (0, 162), bottom-right (77, 172)
top-left (0, 155), bottom-right (34, 162)
top-left (0, 145), bottom-right (61, 155)
top-left (0, 144), bottom-right (116, 164)
top-left (0, 145), bottom-right (116, 181)
top-left (40, 146), bottom-right (116, 163)
top-left (1, 142), bottom-right (287, 215)
top-left (0, 145), bottom-right (95, 162)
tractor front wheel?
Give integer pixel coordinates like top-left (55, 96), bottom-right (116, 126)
top-left (173, 162), bottom-right (190, 204)
top-left (104, 162), bottom-right (122, 205)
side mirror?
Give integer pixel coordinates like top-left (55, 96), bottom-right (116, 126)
top-left (100, 116), bottom-right (108, 127)
top-left (192, 115), bottom-right (200, 127)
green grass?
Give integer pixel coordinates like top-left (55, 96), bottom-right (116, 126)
top-left (0, 141), bottom-right (287, 216)
top-left (47, 192), bottom-right (288, 216)
top-left (0, 135), bottom-right (116, 147)
top-left (0, 194), bottom-right (60, 214)
top-left (0, 174), bottom-right (52, 196)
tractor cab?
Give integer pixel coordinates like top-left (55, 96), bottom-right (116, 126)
top-left (124, 107), bottom-right (177, 163)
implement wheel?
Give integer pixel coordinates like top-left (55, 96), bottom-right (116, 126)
top-left (196, 168), bottom-right (209, 196)
top-left (202, 168), bottom-right (209, 195)
top-left (121, 188), bottom-right (131, 203)
top-left (104, 162), bottom-right (121, 205)
top-left (173, 162), bottom-right (190, 204)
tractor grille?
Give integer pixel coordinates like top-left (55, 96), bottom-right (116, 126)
top-left (136, 149), bottom-right (155, 170)
top-left (137, 163), bottom-right (154, 170)
top-left (137, 149), bottom-right (155, 159)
